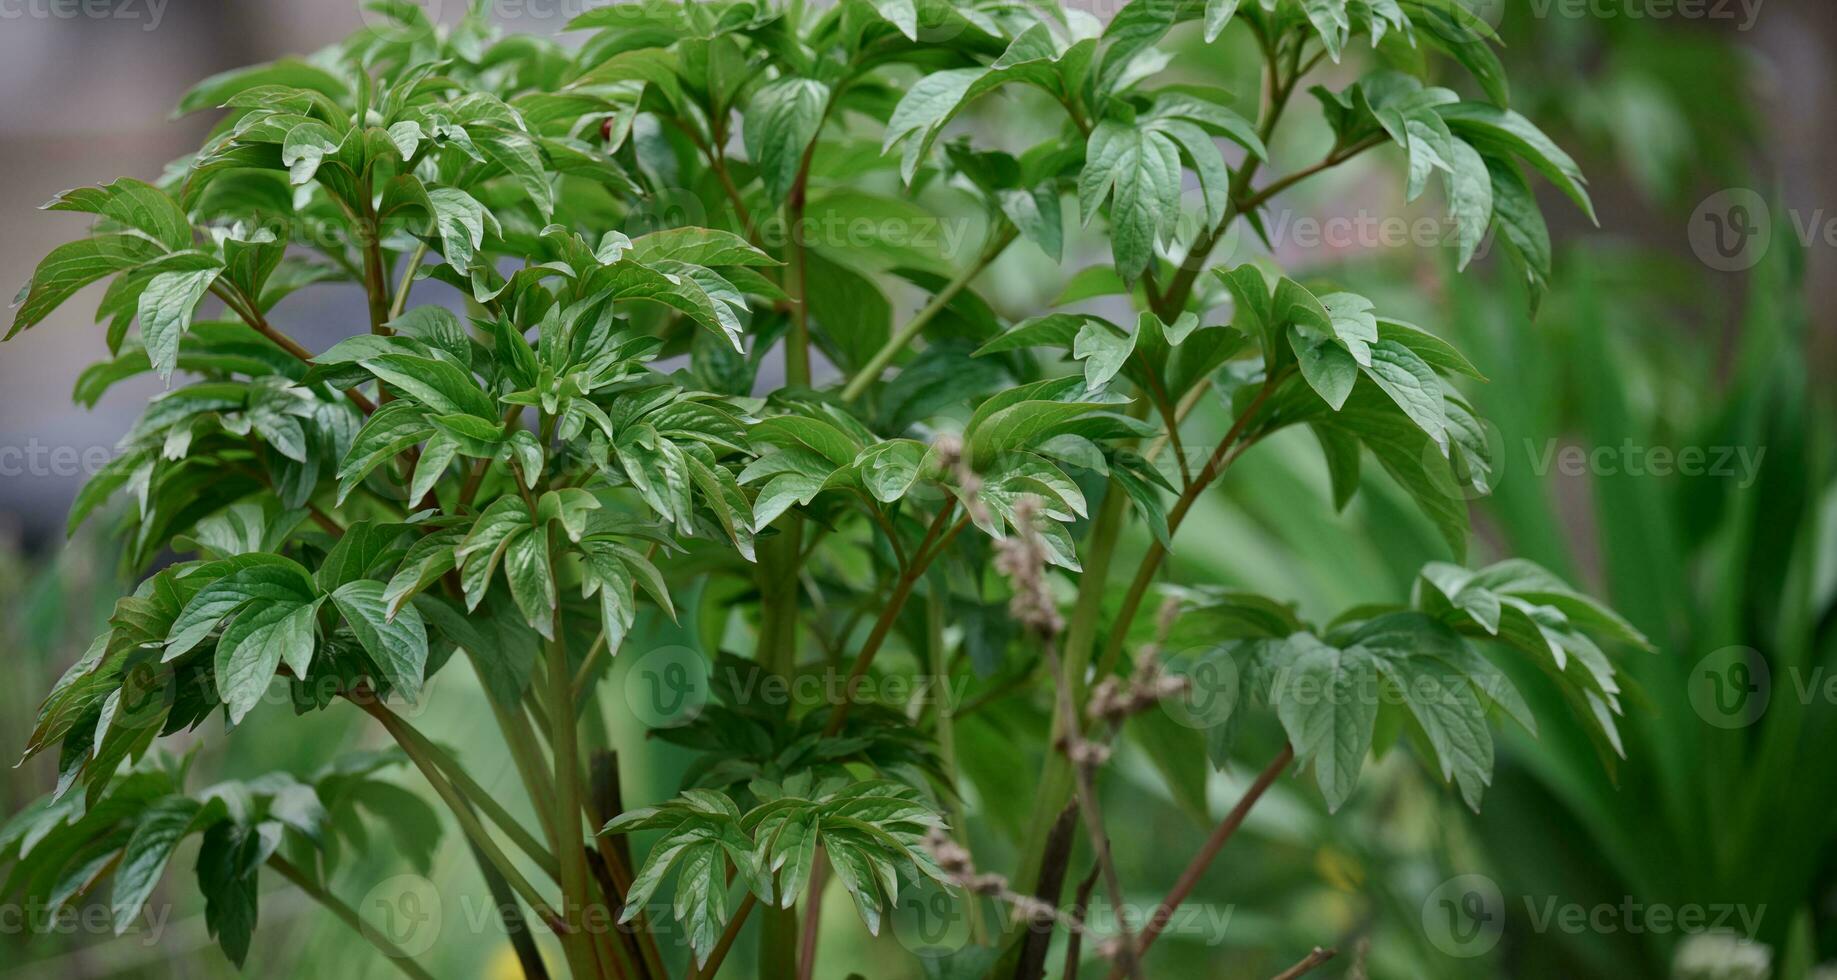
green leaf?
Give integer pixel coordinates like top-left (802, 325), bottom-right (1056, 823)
top-left (338, 402), bottom-right (433, 504)
top-left (195, 821), bottom-right (262, 967)
top-left (477, 128), bottom-right (556, 219)
top-left (505, 529), bottom-right (556, 639)
top-left (1204, 0), bottom-right (1242, 41)
top-left (1078, 121), bottom-right (1181, 283)
top-left (332, 580), bottom-right (430, 702)
top-left (1302, 0), bottom-right (1352, 62)
top-left (139, 266), bottom-right (227, 381)
top-left (852, 440), bottom-right (927, 504)
top-left (1445, 139), bottom-right (1494, 270)
top-left (996, 185), bottom-right (1064, 262)
top-left (216, 600), bottom-right (322, 724)
top-left (745, 78), bottom-right (830, 200)
top-left (112, 797), bottom-right (206, 933)
top-left (974, 313), bottom-right (1110, 357)
top-left (176, 58), bottom-right (348, 116)
top-left (1376, 318), bottom-right (1485, 380)
top-left (281, 121), bottom-right (340, 185)
top-left (1486, 157), bottom-right (1553, 304)
top-left (1273, 634), bottom-right (1378, 812)
top-left (1361, 340), bottom-right (1449, 453)
top-left (315, 520), bottom-right (406, 592)
top-left (11, 235), bottom-right (166, 338)
top-left (1351, 614), bottom-right (1498, 810)
top-left (362, 354), bottom-right (496, 420)
top-left (44, 178), bottom-right (192, 252)
top-left (1292, 327), bottom-right (1359, 411)
top-left (1073, 320), bottom-right (1135, 391)
top-left (1437, 103), bottom-right (1596, 224)
top-left (630, 227), bottom-right (779, 268)
top-left (867, 0), bottom-right (918, 39)
top-left (752, 415), bottom-right (862, 468)
top-left (428, 187), bottom-right (492, 268)
top-left (967, 398), bottom-right (1115, 470)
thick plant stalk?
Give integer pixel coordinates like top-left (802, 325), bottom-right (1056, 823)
top-left (467, 836), bottom-right (554, 980)
top-left (542, 628), bottom-right (604, 979)
top-left (795, 854), bottom-right (828, 980)
top-left (1012, 802), bottom-right (1079, 980)
top-left (1039, 634), bottom-right (1139, 980)
top-left (924, 585), bottom-right (985, 942)
top-left (757, 520), bottom-right (805, 979)
top-left (266, 854), bottom-right (439, 980)
top-left (588, 752), bottom-right (668, 980)
top-left (1007, 488), bottom-right (1128, 900)
top-left (491, 696), bottom-right (563, 854)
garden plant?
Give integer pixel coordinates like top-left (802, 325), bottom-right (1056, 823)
top-left (0, 1), bottom-right (1657, 977)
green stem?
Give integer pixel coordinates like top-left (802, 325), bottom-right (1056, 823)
top-left (357, 699), bottom-right (571, 934)
top-left (209, 284), bottom-right (377, 414)
top-left (757, 524), bottom-right (802, 979)
top-left (782, 150), bottom-right (818, 389)
top-left (927, 582), bottom-right (983, 944)
top-left (571, 629), bottom-right (612, 708)
top-left (390, 241), bottom-right (429, 321)
top-left (266, 854), bottom-right (439, 980)
top-left (1006, 437), bottom-right (1134, 903)
top-left (372, 699), bottom-right (561, 881)
top-left (839, 223), bottom-right (1018, 403)
top-left (1105, 744), bottom-right (1295, 978)
top-left (1090, 378), bottom-right (1279, 682)
top-left (361, 199), bottom-right (393, 336)
top-left (543, 626), bottom-right (603, 979)
top-left (489, 691), bottom-right (563, 843)
top-left (694, 893), bottom-right (758, 979)
top-left (821, 504), bottom-right (961, 738)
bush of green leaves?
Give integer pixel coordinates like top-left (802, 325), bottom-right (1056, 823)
top-left (1, 1), bottom-right (1653, 977)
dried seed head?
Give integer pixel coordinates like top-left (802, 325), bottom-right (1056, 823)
top-left (996, 496), bottom-right (1063, 638)
top-left (1008, 895), bottom-right (1058, 927)
top-left (923, 828), bottom-right (1007, 897)
top-left (1087, 646), bottom-right (1193, 726)
top-left (932, 431), bottom-right (989, 526)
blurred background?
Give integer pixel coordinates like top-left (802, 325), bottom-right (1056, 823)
top-left (0, 1), bottom-right (1833, 978)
